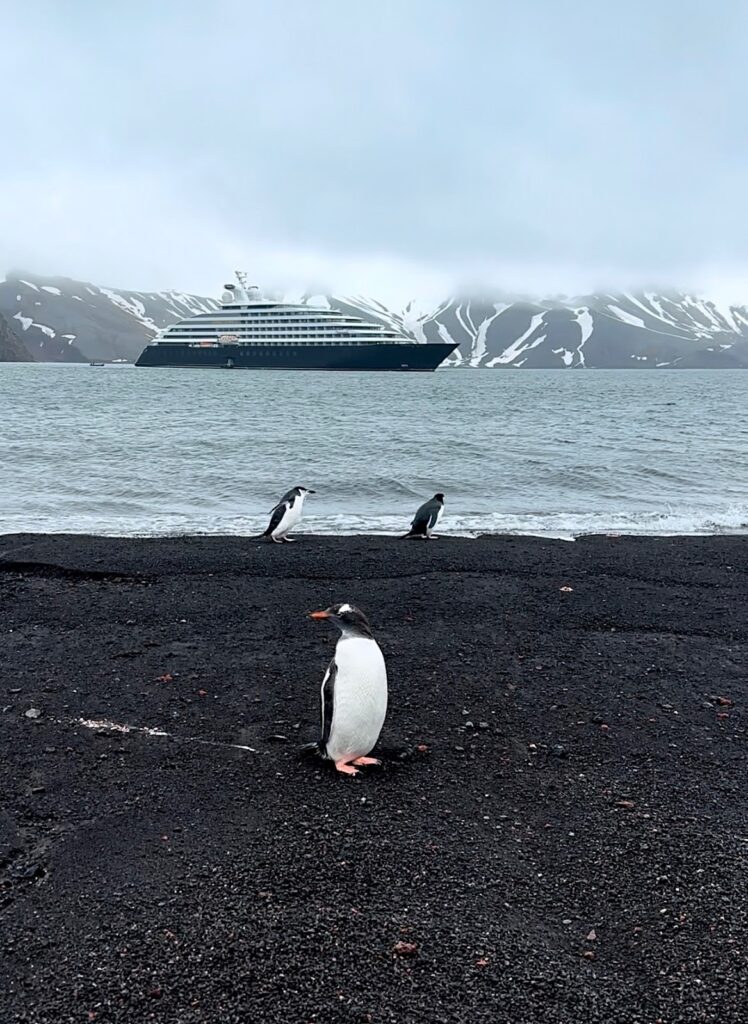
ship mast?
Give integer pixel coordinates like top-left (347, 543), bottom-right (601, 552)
top-left (235, 271), bottom-right (260, 299)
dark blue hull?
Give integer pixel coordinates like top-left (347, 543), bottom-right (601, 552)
top-left (135, 341), bottom-right (457, 371)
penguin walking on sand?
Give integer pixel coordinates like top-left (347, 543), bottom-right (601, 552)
top-left (404, 492), bottom-right (444, 539)
top-left (261, 486), bottom-right (315, 543)
top-left (307, 603), bottom-right (388, 776)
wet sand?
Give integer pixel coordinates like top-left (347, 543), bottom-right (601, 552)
top-left (1, 533), bottom-right (746, 1023)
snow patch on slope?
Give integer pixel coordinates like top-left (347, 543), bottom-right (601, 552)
top-left (436, 322), bottom-right (457, 346)
top-left (608, 304), bottom-right (646, 328)
top-left (487, 314), bottom-right (545, 366)
top-left (574, 307), bottom-right (593, 367)
top-left (14, 312), bottom-right (55, 337)
top-left (454, 302), bottom-right (475, 346)
top-left (553, 347), bottom-right (574, 366)
top-left (471, 304), bottom-right (509, 366)
top-left (644, 292), bottom-right (678, 325)
top-left (100, 287), bottom-right (159, 334)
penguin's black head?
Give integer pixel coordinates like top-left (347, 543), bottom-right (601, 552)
top-left (297, 486), bottom-right (316, 495)
top-left (434, 492), bottom-right (445, 503)
top-left (309, 602), bottom-right (373, 637)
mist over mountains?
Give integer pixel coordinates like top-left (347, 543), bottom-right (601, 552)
top-left (1, 270), bottom-right (748, 368)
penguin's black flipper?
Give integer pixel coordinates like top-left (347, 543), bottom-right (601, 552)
top-left (262, 502), bottom-right (288, 538)
top-left (300, 657), bottom-right (337, 760)
top-left (320, 657), bottom-right (337, 746)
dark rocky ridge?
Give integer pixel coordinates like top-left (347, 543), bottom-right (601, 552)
top-left (0, 311), bottom-right (33, 361)
top-left (1, 533), bottom-right (746, 1022)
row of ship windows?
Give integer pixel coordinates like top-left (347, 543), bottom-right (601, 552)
top-left (166, 340), bottom-right (403, 348)
top-left (176, 323), bottom-right (380, 331)
top-left (167, 334), bottom-right (397, 342)
top-left (206, 319), bottom-right (354, 326)
top-left (216, 307), bottom-right (341, 315)
top-left (196, 313), bottom-right (354, 321)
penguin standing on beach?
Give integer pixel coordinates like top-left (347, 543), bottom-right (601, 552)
top-left (261, 486), bottom-right (315, 543)
top-left (404, 492), bottom-right (444, 539)
top-left (307, 603), bottom-right (388, 776)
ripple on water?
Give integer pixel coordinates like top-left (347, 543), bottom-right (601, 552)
top-left (1, 364), bottom-right (747, 537)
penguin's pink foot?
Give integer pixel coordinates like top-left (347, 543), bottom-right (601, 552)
top-left (352, 756), bottom-right (380, 766)
top-left (335, 761), bottom-right (359, 776)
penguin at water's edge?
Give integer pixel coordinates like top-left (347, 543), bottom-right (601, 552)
top-left (304, 603), bottom-right (388, 776)
top-left (404, 492), bottom-right (444, 539)
top-left (260, 486), bottom-right (315, 543)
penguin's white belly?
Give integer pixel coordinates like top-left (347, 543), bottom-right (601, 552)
top-left (273, 499), bottom-right (302, 538)
top-left (327, 637), bottom-right (388, 762)
top-left (431, 506), bottom-right (443, 532)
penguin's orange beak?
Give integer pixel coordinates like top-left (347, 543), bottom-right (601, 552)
top-left (309, 609), bottom-right (330, 619)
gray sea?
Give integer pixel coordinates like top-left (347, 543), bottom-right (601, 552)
top-left (2, 363), bottom-right (747, 538)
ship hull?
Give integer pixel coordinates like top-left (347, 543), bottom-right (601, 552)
top-left (135, 341), bottom-right (456, 371)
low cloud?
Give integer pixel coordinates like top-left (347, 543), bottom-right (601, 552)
top-left (3, 0), bottom-right (748, 303)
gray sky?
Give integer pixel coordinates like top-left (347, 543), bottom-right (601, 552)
top-left (3, 0), bottom-right (747, 302)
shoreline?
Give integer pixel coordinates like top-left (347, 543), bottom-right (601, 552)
top-left (2, 533), bottom-right (746, 1022)
top-left (2, 523), bottom-right (748, 544)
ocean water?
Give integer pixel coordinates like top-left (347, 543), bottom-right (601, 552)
top-left (2, 363), bottom-right (748, 539)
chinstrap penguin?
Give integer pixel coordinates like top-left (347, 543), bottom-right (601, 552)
top-left (404, 492), bottom-right (444, 539)
top-left (261, 486), bottom-right (315, 543)
top-left (306, 603), bottom-right (388, 776)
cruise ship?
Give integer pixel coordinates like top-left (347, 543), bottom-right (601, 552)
top-left (135, 273), bottom-right (457, 371)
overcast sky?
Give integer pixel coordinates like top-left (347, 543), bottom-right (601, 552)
top-left (3, 0), bottom-right (747, 302)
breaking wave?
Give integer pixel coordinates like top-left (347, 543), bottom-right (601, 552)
top-left (2, 507), bottom-right (746, 541)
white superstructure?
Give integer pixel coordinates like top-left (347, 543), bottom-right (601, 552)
top-left (154, 272), bottom-right (411, 347)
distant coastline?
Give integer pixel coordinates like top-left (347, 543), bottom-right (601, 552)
top-left (2, 269), bottom-right (748, 368)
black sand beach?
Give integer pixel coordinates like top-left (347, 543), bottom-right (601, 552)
top-left (1, 533), bottom-right (746, 1023)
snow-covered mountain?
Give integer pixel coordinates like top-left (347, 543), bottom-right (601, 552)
top-left (327, 291), bottom-right (748, 368)
top-left (2, 270), bottom-right (748, 367)
top-left (0, 271), bottom-right (220, 362)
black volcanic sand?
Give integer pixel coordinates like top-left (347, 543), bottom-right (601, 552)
top-left (1, 534), bottom-right (746, 1024)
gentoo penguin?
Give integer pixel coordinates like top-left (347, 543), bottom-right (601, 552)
top-left (404, 492), bottom-right (444, 539)
top-left (262, 486), bottom-right (315, 543)
top-left (307, 603), bottom-right (388, 776)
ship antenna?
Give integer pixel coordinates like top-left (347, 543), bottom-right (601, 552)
top-left (235, 271), bottom-right (259, 296)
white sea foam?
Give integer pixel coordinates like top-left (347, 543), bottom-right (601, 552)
top-left (1, 508), bottom-right (746, 541)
